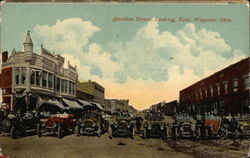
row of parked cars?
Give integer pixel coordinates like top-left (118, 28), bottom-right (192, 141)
top-left (1, 101), bottom-right (250, 141)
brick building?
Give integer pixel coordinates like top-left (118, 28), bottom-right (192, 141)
top-left (0, 31), bottom-right (78, 113)
top-left (77, 80), bottom-right (105, 105)
top-left (179, 57), bottom-right (249, 115)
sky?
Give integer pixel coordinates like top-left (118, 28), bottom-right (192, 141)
top-left (0, 3), bottom-right (249, 110)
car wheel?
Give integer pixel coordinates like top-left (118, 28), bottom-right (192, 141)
top-left (143, 129), bottom-right (147, 139)
top-left (11, 126), bottom-right (18, 139)
top-left (196, 128), bottom-right (201, 139)
top-left (77, 125), bottom-right (81, 137)
top-left (37, 124), bottom-right (42, 137)
top-left (57, 126), bottom-right (62, 139)
top-left (172, 127), bottom-right (177, 140)
top-left (131, 128), bottom-right (134, 139)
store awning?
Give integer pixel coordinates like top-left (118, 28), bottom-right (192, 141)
top-left (78, 100), bottom-right (93, 107)
top-left (36, 99), bottom-right (65, 112)
top-left (90, 102), bottom-right (104, 110)
top-left (62, 98), bottom-right (83, 109)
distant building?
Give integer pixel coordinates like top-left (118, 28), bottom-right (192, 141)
top-left (77, 80), bottom-right (105, 105)
top-left (128, 105), bottom-right (138, 113)
top-left (179, 57), bottom-right (249, 115)
top-left (149, 100), bottom-right (177, 116)
top-left (76, 89), bottom-right (94, 102)
top-left (105, 99), bottom-right (129, 112)
top-left (0, 31), bottom-right (78, 112)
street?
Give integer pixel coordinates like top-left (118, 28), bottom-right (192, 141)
top-left (1, 132), bottom-right (250, 158)
top-left (0, 133), bottom-right (191, 158)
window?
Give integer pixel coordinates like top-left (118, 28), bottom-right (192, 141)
top-left (233, 79), bottom-right (238, 92)
top-left (72, 83), bottom-right (75, 94)
top-left (42, 71), bottom-right (48, 87)
top-left (15, 68), bottom-right (20, 85)
top-left (56, 78), bottom-right (60, 91)
top-left (210, 87), bottom-right (213, 97)
top-left (21, 68), bottom-right (26, 84)
top-left (30, 70), bottom-right (35, 85)
top-left (65, 80), bottom-right (68, 93)
top-left (195, 91), bottom-right (198, 100)
top-left (204, 88), bottom-right (208, 98)
top-left (69, 81), bottom-right (72, 94)
top-left (36, 71), bottom-right (41, 86)
top-left (61, 79), bottom-right (64, 92)
top-left (199, 89), bottom-right (202, 99)
top-left (243, 76), bottom-right (249, 90)
top-left (54, 76), bottom-right (56, 90)
top-left (224, 82), bottom-right (228, 94)
top-left (217, 84), bottom-right (220, 96)
top-left (48, 73), bottom-right (53, 89)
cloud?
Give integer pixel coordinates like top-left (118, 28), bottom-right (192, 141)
top-left (110, 21), bottom-right (246, 82)
top-left (32, 18), bottom-right (121, 81)
top-left (31, 18), bottom-right (247, 110)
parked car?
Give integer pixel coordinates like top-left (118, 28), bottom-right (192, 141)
top-left (109, 115), bottom-right (134, 139)
top-left (236, 115), bottom-right (250, 138)
top-left (1, 112), bottom-right (39, 139)
top-left (141, 112), bottom-right (171, 140)
top-left (203, 114), bottom-right (225, 139)
top-left (77, 113), bottom-right (102, 137)
top-left (36, 100), bottom-right (76, 138)
top-left (172, 114), bottom-right (196, 140)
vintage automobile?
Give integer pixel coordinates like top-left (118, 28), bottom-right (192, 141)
top-left (109, 114), bottom-right (134, 139)
top-left (203, 114), bottom-right (225, 139)
top-left (172, 114), bottom-right (196, 140)
top-left (236, 115), bottom-right (250, 138)
top-left (221, 115), bottom-right (250, 139)
top-left (0, 112), bottom-right (39, 139)
top-left (36, 99), bottom-right (76, 138)
top-left (141, 113), bottom-right (171, 140)
top-left (77, 113), bottom-right (102, 137)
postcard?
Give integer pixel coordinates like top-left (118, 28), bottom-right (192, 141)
top-left (0, 1), bottom-right (249, 158)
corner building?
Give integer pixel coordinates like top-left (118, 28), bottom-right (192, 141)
top-left (0, 31), bottom-right (78, 112)
top-left (179, 57), bottom-right (249, 115)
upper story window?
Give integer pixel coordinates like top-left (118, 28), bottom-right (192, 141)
top-left (69, 81), bottom-right (72, 94)
top-left (48, 73), bottom-right (53, 89)
top-left (65, 80), bottom-right (68, 93)
top-left (243, 75), bottom-right (249, 90)
top-left (61, 79), bottom-right (64, 93)
top-left (217, 84), bottom-right (220, 96)
top-left (223, 81), bottom-right (228, 95)
top-left (21, 68), bottom-right (26, 84)
top-left (30, 69), bottom-right (42, 86)
top-left (72, 82), bottom-right (75, 94)
top-left (30, 70), bottom-right (35, 85)
top-left (36, 71), bottom-right (41, 86)
top-left (42, 71), bottom-right (48, 87)
top-left (15, 68), bottom-right (20, 85)
top-left (210, 87), bottom-right (214, 97)
top-left (56, 78), bottom-right (60, 91)
top-left (204, 88), bottom-right (208, 98)
top-left (233, 78), bottom-right (238, 92)
top-left (199, 89), bottom-right (202, 99)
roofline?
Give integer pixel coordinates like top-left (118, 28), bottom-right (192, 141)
top-left (180, 57), bottom-right (250, 93)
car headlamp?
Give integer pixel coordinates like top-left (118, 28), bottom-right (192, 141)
top-left (148, 124), bottom-right (152, 130)
top-left (240, 126), bottom-right (244, 130)
top-left (127, 125), bottom-right (131, 128)
top-left (160, 125), bottom-right (165, 130)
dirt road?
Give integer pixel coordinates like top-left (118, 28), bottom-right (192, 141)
top-left (0, 134), bottom-right (192, 158)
